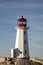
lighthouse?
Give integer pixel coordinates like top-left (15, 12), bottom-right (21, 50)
top-left (11, 16), bottom-right (29, 59)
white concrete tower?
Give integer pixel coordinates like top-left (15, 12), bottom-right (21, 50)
top-left (11, 16), bottom-right (29, 59)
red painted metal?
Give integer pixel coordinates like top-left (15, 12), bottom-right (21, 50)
top-left (18, 24), bottom-right (26, 27)
top-left (18, 16), bottom-right (27, 22)
top-left (18, 16), bottom-right (27, 27)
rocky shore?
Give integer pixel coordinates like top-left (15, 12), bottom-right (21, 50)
top-left (0, 57), bottom-right (43, 65)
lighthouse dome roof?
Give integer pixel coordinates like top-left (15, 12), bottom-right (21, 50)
top-left (18, 16), bottom-right (27, 22)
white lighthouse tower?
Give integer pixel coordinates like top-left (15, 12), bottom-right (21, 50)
top-left (11, 16), bottom-right (29, 59)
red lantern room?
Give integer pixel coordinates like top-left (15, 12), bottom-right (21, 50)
top-left (18, 16), bottom-right (27, 27)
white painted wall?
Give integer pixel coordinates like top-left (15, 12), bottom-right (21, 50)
top-left (15, 27), bottom-right (29, 58)
top-left (11, 49), bottom-right (14, 58)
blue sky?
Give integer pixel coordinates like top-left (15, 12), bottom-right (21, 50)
top-left (0, 0), bottom-right (43, 59)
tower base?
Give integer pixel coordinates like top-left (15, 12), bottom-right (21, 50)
top-left (15, 58), bottom-right (31, 65)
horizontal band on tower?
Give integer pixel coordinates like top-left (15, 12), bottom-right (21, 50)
top-left (15, 27), bottom-right (30, 29)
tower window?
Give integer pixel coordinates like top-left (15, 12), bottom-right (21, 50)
top-left (20, 51), bottom-right (22, 54)
top-left (24, 40), bottom-right (26, 44)
top-left (24, 31), bottom-right (26, 35)
top-left (24, 50), bottom-right (27, 54)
